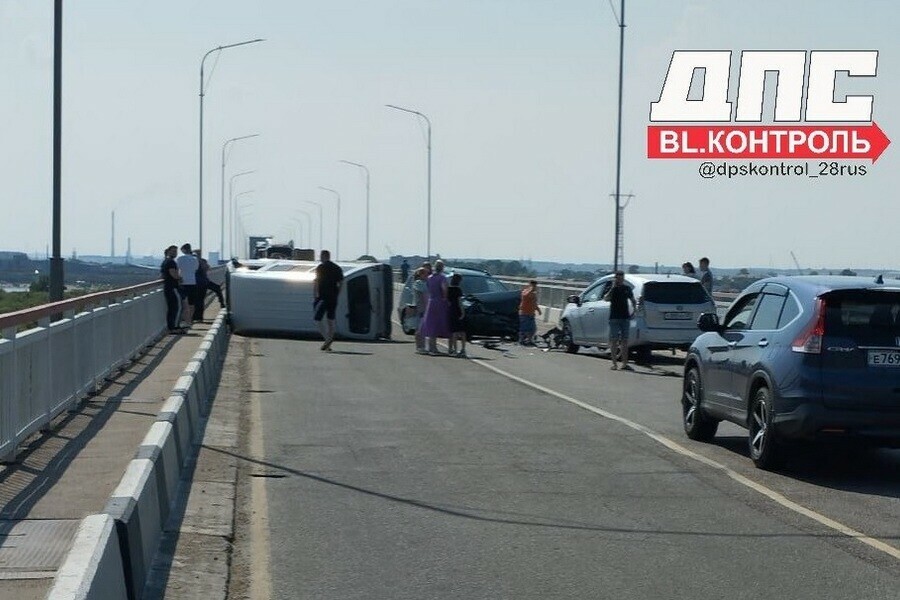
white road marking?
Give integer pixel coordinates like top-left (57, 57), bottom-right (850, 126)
top-left (468, 355), bottom-right (900, 562)
top-left (248, 339), bottom-right (273, 599)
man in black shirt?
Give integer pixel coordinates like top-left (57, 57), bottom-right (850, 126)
top-left (314, 250), bottom-right (344, 351)
top-left (602, 270), bottom-right (635, 370)
top-left (160, 245), bottom-right (185, 333)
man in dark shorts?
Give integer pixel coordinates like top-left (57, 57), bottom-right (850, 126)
top-left (314, 249), bottom-right (344, 351)
top-left (160, 245), bottom-right (185, 333)
top-left (602, 270), bottom-right (635, 371)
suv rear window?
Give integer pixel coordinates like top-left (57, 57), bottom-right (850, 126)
top-left (824, 290), bottom-right (900, 343)
top-left (643, 282), bottom-right (710, 304)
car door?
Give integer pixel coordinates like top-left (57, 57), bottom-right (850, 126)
top-left (569, 281), bottom-right (605, 342)
top-left (582, 279), bottom-right (613, 344)
top-left (729, 288), bottom-right (787, 410)
top-left (704, 292), bottom-right (760, 413)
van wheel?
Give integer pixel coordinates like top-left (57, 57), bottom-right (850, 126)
top-left (682, 367), bottom-right (718, 441)
top-left (749, 386), bottom-right (783, 470)
top-left (562, 321), bottom-right (578, 354)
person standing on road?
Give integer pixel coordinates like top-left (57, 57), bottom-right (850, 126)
top-left (400, 258), bottom-right (410, 283)
top-left (176, 243), bottom-right (200, 327)
top-left (160, 245), bottom-right (185, 334)
top-left (602, 270), bottom-right (635, 371)
top-left (447, 273), bottom-right (467, 358)
top-left (420, 260), bottom-right (450, 355)
top-left (194, 249), bottom-right (225, 310)
top-left (518, 280), bottom-right (542, 345)
top-left (698, 257), bottom-right (714, 295)
top-left (314, 249), bottom-right (344, 351)
top-left (412, 267), bottom-right (429, 354)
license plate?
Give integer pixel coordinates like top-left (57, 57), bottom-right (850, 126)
top-left (868, 349), bottom-right (900, 367)
top-left (664, 312), bottom-right (692, 320)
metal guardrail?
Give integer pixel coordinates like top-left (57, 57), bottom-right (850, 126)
top-left (0, 268), bottom-right (225, 463)
top-left (495, 275), bottom-right (738, 311)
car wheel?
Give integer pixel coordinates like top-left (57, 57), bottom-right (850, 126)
top-left (682, 367), bottom-right (719, 441)
top-left (748, 386), bottom-right (783, 470)
top-left (562, 321), bottom-right (578, 354)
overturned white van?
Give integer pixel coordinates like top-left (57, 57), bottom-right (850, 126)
top-left (226, 259), bottom-right (393, 339)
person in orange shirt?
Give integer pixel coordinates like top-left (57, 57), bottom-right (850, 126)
top-left (518, 280), bottom-right (542, 345)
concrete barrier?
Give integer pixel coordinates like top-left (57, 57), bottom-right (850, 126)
top-left (157, 395), bottom-right (192, 468)
top-left (104, 459), bottom-right (162, 600)
top-left (57, 310), bottom-right (232, 600)
top-left (45, 514), bottom-right (128, 600)
top-left (134, 422), bottom-right (180, 526)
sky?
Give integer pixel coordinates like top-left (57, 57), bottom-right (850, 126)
top-left (1, 0), bottom-right (899, 271)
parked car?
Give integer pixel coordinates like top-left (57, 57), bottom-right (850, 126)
top-left (559, 273), bottom-right (716, 358)
top-left (682, 276), bottom-right (900, 469)
top-left (398, 268), bottom-right (520, 339)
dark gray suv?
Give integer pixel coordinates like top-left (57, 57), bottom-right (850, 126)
top-left (682, 276), bottom-right (900, 469)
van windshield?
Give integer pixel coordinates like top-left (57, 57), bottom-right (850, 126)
top-left (643, 281), bottom-right (710, 304)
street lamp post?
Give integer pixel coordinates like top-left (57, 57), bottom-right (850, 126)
top-left (301, 201), bottom-right (324, 251)
top-left (386, 104), bottom-right (432, 259)
top-left (49, 0), bottom-right (64, 301)
top-left (231, 190), bottom-right (254, 258)
top-left (199, 38), bottom-right (264, 254)
top-left (228, 170), bottom-right (255, 256)
top-left (338, 160), bottom-right (370, 256)
top-left (318, 187), bottom-right (341, 260)
top-left (236, 204), bottom-right (255, 258)
top-left (294, 210), bottom-right (313, 249)
top-left (612, 0), bottom-right (626, 271)
top-left (220, 134), bottom-right (259, 260)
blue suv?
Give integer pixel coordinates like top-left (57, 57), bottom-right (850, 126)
top-left (682, 276), bottom-right (900, 469)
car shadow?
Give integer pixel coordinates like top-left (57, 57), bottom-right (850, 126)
top-left (709, 435), bottom-right (900, 499)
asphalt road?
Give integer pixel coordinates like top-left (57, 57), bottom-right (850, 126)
top-left (231, 331), bottom-right (900, 599)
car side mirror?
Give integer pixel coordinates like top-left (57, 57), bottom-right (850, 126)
top-left (697, 312), bottom-right (722, 333)
top-left (567, 294), bottom-right (581, 306)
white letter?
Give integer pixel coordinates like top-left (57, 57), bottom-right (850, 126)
top-left (807, 131), bottom-right (829, 153)
top-left (806, 51), bottom-right (877, 121)
top-left (725, 131), bottom-right (748, 153)
top-left (829, 131), bottom-right (849, 153)
top-left (747, 130), bottom-right (768, 153)
top-left (708, 130), bottom-right (725, 153)
top-left (788, 130), bottom-right (807, 152)
top-left (851, 131), bottom-right (871, 154)
top-left (735, 51), bottom-right (806, 122)
top-left (650, 51), bottom-right (733, 122)
top-left (660, 131), bottom-right (680, 153)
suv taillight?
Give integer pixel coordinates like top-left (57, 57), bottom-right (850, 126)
top-left (635, 296), bottom-right (645, 317)
top-left (791, 297), bottom-right (826, 354)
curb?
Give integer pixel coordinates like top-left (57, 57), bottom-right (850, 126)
top-left (47, 310), bottom-right (230, 600)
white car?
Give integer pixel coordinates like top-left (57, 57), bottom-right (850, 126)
top-left (560, 273), bottom-right (716, 358)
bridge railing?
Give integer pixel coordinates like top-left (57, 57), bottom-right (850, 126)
top-left (0, 268), bottom-right (225, 463)
top-left (494, 275), bottom-right (739, 312)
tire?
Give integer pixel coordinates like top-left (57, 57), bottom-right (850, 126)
top-left (561, 321), bottom-right (579, 354)
top-left (748, 386), bottom-right (783, 470)
top-left (682, 367), bottom-right (719, 441)
top-left (634, 345), bottom-right (652, 363)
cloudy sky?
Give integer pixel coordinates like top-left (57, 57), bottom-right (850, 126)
top-left (1, 0), bottom-right (898, 271)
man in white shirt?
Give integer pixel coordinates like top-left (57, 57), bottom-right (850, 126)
top-left (176, 243), bottom-right (200, 326)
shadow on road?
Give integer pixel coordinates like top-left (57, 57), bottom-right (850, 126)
top-left (205, 445), bottom-right (900, 541)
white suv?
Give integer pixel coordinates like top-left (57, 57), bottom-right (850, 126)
top-left (560, 273), bottom-right (716, 358)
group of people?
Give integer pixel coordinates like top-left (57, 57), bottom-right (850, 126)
top-left (681, 256), bottom-right (714, 294)
top-left (160, 243), bottom-right (225, 334)
top-left (411, 260), bottom-right (468, 357)
top-left (408, 259), bottom-right (545, 357)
